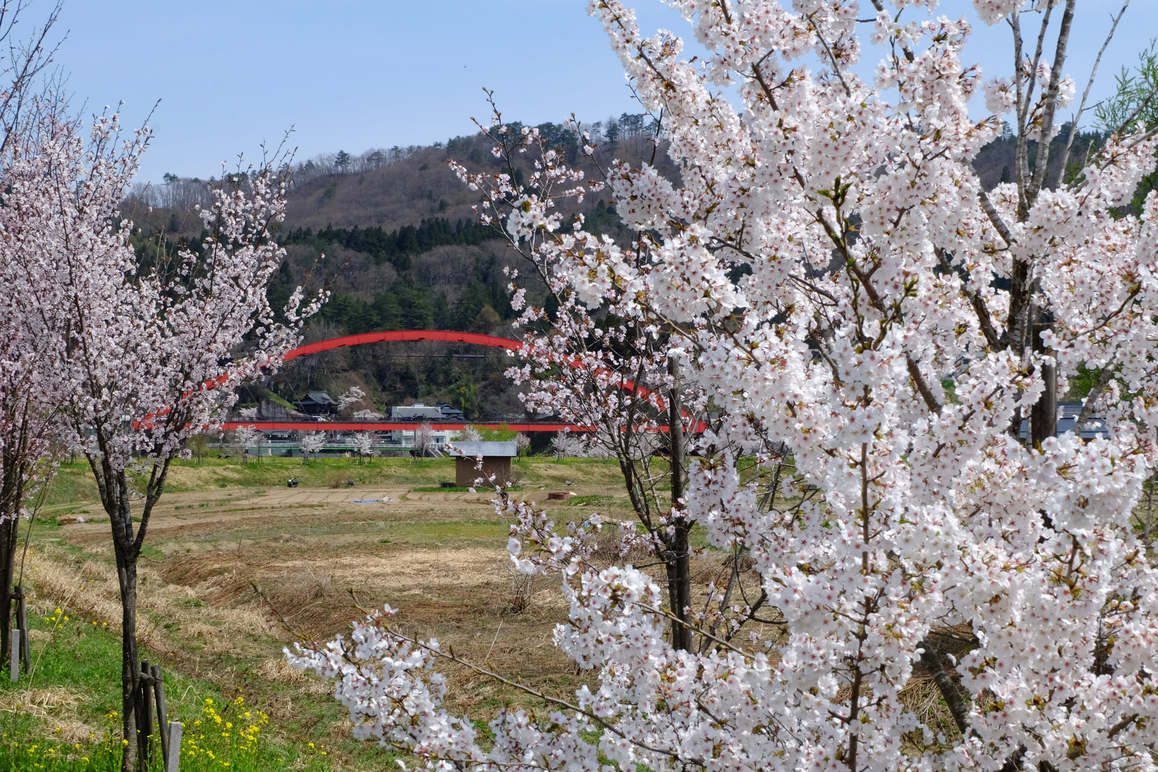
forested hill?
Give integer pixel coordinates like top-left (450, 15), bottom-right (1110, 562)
top-left (123, 118), bottom-right (1103, 421)
top-left (124, 116), bottom-right (669, 420)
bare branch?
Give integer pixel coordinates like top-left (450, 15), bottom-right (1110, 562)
top-left (1058, 1), bottom-right (1129, 178)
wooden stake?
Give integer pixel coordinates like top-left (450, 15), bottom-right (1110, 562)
top-left (135, 678), bottom-right (146, 763)
top-left (152, 664), bottom-right (168, 763)
top-left (139, 660), bottom-right (154, 763)
top-left (8, 629), bottom-right (18, 682)
top-left (13, 585), bottom-right (29, 671)
top-left (166, 721), bottom-right (182, 772)
top-left (16, 587), bottom-right (29, 673)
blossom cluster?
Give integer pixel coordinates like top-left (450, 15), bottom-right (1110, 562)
top-left (292, 1), bottom-right (1158, 769)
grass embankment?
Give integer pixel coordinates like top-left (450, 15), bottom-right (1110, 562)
top-left (0, 606), bottom-right (331, 770)
top-left (4, 455), bottom-right (632, 769)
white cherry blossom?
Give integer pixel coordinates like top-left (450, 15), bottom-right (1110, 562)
top-left (293, 2), bottom-right (1158, 769)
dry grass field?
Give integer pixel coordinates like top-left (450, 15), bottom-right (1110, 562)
top-left (20, 454), bottom-right (1138, 766)
top-left (5, 456), bottom-right (640, 767)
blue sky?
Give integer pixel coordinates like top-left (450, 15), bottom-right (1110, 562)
top-left (44, 1), bottom-right (1156, 184)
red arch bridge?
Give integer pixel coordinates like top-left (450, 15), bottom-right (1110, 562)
top-left (220, 329), bottom-right (687, 434)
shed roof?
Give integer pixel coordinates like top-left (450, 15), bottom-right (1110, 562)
top-left (448, 440), bottom-right (518, 458)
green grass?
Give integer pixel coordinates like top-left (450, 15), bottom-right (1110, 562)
top-left (38, 457), bottom-right (631, 509)
top-left (260, 388), bottom-right (297, 412)
top-left (468, 425), bottom-right (518, 441)
top-left (0, 607), bottom-right (334, 771)
top-left (39, 462), bottom-right (101, 511)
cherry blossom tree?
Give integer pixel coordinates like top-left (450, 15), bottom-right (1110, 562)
top-left (0, 303), bottom-right (60, 667)
top-left (6, 112), bottom-right (318, 768)
top-left (0, 0), bottom-right (70, 678)
top-left (413, 422), bottom-right (435, 457)
top-left (456, 101), bottom-right (735, 650)
top-left (291, 1), bottom-right (1158, 769)
top-left (234, 425), bottom-right (263, 464)
top-left (551, 430), bottom-right (595, 459)
top-left (299, 431), bottom-right (325, 464)
top-left (338, 385), bottom-right (367, 416)
top-left (352, 431), bottom-right (376, 462)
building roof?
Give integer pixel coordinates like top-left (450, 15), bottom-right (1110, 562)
top-left (391, 403), bottom-right (444, 418)
top-left (1017, 400), bottom-right (1108, 441)
top-left (303, 391), bottom-right (336, 405)
top-left (448, 440), bottom-right (518, 458)
top-left (1057, 401), bottom-right (1108, 440)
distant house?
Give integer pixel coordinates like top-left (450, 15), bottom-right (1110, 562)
top-left (448, 440), bottom-right (518, 487)
top-left (390, 402), bottom-right (445, 421)
top-left (390, 402), bottom-right (466, 422)
top-left (295, 391), bottom-right (336, 416)
top-left (391, 425), bottom-right (461, 452)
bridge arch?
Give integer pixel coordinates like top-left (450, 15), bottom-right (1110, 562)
top-left (283, 330), bottom-right (521, 362)
top-left (224, 329), bottom-right (689, 432)
top-left (233, 329), bottom-right (545, 431)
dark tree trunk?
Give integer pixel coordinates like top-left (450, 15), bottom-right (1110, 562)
top-left (104, 482), bottom-right (145, 772)
top-left (1, 452), bottom-right (25, 667)
top-left (666, 358), bottom-right (693, 652)
top-left (0, 513), bottom-right (16, 667)
top-left (664, 522), bottom-right (692, 651)
top-left (114, 540), bottom-right (141, 772)
top-left (1029, 307), bottom-right (1057, 447)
